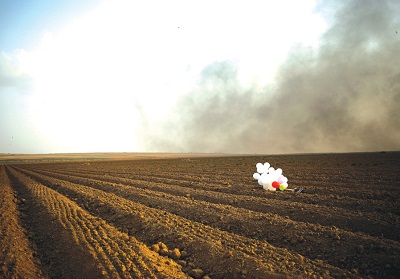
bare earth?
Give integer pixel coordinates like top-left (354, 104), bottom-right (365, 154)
top-left (1, 152), bottom-right (399, 278)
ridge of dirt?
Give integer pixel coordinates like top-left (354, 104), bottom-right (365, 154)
top-left (14, 166), bottom-right (399, 278)
top-left (27, 166), bottom-right (398, 241)
top-left (0, 166), bottom-right (43, 278)
top-left (12, 166), bottom-right (356, 278)
top-left (3, 152), bottom-right (400, 278)
top-left (6, 166), bottom-right (190, 279)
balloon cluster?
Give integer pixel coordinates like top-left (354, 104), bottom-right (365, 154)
top-left (253, 162), bottom-right (289, 191)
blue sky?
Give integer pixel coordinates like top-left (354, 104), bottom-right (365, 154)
top-left (1, 0), bottom-right (399, 154)
top-left (0, 0), bottom-right (100, 51)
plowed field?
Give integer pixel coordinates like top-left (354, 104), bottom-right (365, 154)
top-left (1, 152), bottom-right (399, 278)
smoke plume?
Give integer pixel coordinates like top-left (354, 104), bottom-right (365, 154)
top-left (147, 0), bottom-right (400, 154)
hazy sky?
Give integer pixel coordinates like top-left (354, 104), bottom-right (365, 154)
top-left (1, 0), bottom-right (399, 154)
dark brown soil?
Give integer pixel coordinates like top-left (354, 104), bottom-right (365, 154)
top-left (1, 152), bottom-right (399, 278)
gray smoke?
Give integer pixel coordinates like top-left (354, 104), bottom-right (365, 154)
top-left (146, 0), bottom-right (400, 154)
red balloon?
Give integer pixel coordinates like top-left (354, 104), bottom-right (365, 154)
top-left (272, 181), bottom-right (280, 188)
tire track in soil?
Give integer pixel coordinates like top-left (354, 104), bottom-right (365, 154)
top-left (17, 166), bottom-right (400, 278)
top-left (13, 166), bottom-right (362, 278)
top-left (6, 166), bottom-right (189, 279)
top-left (24, 166), bottom-right (399, 242)
top-left (0, 166), bottom-right (43, 278)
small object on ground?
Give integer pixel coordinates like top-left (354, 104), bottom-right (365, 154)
top-left (282, 187), bottom-right (303, 193)
top-left (253, 162), bottom-right (288, 191)
top-left (252, 162), bottom-right (304, 193)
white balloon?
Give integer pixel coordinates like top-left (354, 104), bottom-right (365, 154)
top-left (268, 167), bottom-right (275, 173)
top-left (257, 165), bottom-right (266, 174)
top-left (269, 169), bottom-right (281, 182)
top-left (258, 177), bottom-right (263, 186)
top-left (261, 174), bottom-right (272, 185)
top-left (253, 173), bottom-right (261, 180)
top-left (263, 162), bottom-right (270, 169)
top-left (262, 182), bottom-right (270, 190)
top-left (256, 163), bottom-right (265, 174)
top-left (275, 168), bottom-right (283, 176)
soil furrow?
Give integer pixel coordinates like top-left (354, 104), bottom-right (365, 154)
top-left (7, 166), bottom-right (116, 278)
top-left (32, 154), bottom-right (398, 203)
top-left (7, 152), bottom-right (400, 278)
top-left (19, 165), bottom-right (400, 278)
top-left (25, 163), bottom-right (398, 216)
top-left (0, 166), bottom-right (43, 279)
top-left (24, 166), bottom-right (399, 241)
top-left (7, 166), bottom-right (189, 279)
top-left (13, 165), bottom-right (359, 278)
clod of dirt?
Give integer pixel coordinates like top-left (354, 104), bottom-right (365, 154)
top-left (180, 250), bottom-right (188, 258)
top-left (150, 244), bottom-right (160, 253)
top-left (188, 268), bottom-right (204, 279)
top-left (170, 248), bottom-right (181, 260)
top-left (177, 260), bottom-right (187, 267)
top-left (158, 242), bottom-right (169, 256)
